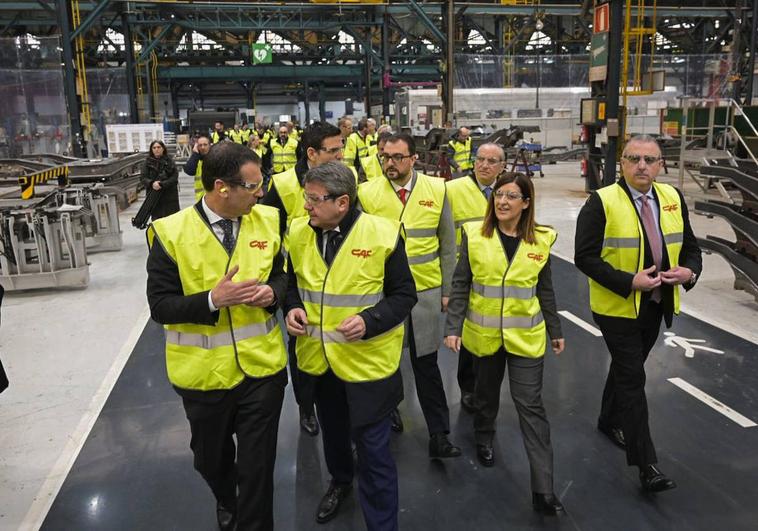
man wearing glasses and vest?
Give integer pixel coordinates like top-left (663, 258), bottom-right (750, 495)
top-left (575, 135), bottom-right (702, 493)
top-left (285, 162), bottom-right (416, 529)
top-left (263, 120), bottom-right (355, 437)
top-left (358, 133), bottom-right (462, 459)
top-left (147, 142), bottom-right (288, 531)
top-left (445, 142), bottom-right (506, 412)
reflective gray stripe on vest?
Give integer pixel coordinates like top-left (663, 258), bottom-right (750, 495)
top-left (471, 281), bottom-right (536, 300)
top-left (466, 309), bottom-right (544, 329)
top-left (306, 322), bottom-right (403, 344)
top-left (306, 325), bottom-right (346, 344)
top-left (455, 216), bottom-right (484, 229)
top-left (407, 250), bottom-right (439, 265)
top-left (299, 288), bottom-right (383, 308)
top-left (404, 227), bottom-right (437, 238)
top-left (663, 232), bottom-right (683, 245)
top-left (166, 315), bottom-right (278, 349)
top-left (602, 237), bottom-right (639, 249)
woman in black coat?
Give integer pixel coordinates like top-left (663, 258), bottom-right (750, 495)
top-left (140, 140), bottom-right (180, 220)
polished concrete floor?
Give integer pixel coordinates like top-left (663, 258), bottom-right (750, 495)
top-left (2, 163), bottom-right (757, 531)
top-left (41, 257), bottom-right (758, 530)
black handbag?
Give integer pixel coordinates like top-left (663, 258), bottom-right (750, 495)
top-left (0, 359), bottom-right (8, 394)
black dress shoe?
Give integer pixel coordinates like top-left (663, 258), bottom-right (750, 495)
top-left (532, 492), bottom-right (565, 515)
top-left (216, 501), bottom-right (236, 531)
top-left (316, 482), bottom-right (352, 524)
top-left (597, 421), bottom-right (626, 449)
top-left (390, 408), bottom-right (404, 433)
top-left (476, 444), bottom-right (494, 467)
top-left (639, 465), bottom-right (677, 492)
top-left (461, 392), bottom-right (477, 413)
top-left (429, 433), bottom-right (462, 458)
top-left (299, 407), bottom-right (320, 436)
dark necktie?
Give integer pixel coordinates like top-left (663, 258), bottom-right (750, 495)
top-left (398, 188), bottom-right (407, 205)
top-left (218, 219), bottom-right (236, 254)
top-left (639, 194), bottom-right (662, 303)
top-left (323, 230), bottom-right (340, 265)
top-left (483, 186), bottom-right (492, 200)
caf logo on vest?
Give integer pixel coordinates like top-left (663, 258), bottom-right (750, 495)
top-left (662, 204), bottom-right (679, 212)
top-left (351, 248), bottom-right (373, 258)
top-left (249, 240), bottom-right (268, 250)
top-left (527, 252), bottom-right (545, 262)
top-left (418, 199), bottom-right (435, 208)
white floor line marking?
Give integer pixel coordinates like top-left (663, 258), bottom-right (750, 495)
top-left (668, 377), bottom-right (757, 428)
top-left (21, 305), bottom-right (152, 531)
top-left (548, 252), bottom-right (758, 347)
top-left (558, 310), bottom-right (602, 337)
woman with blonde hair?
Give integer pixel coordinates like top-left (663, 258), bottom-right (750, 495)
top-left (444, 172), bottom-right (566, 515)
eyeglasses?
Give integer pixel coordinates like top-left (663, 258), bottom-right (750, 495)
top-left (380, 153), bottom-right (413, 163)
top-left (475, 156), bottom-right (504, 166)
top-left (493, 190), bottom-right (526, 201)
top-left (623, 155), bottom-right (661, 165)
top-left (229, 179), bottom-right (263, 192)
top-left (303, 192), bottom-right (337, 205)
top-left (319, 146), bottom-right (344, 155)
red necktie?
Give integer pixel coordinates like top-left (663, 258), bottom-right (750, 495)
top-left (398, 188), bottom-right (407, 205)
top-left (639, 194), bottom-right (662, 303)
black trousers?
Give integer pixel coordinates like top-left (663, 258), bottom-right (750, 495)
top-left (182, 370), bottom-right (286, 531)
top-left (594, 301), bottom-right (663, 467)
top-left (288, 336), bottom-right (316, 414)
top-left (473, 348), bottom-right (554, 493)
top-left (314, 370), bottom-right (399, 531)
top-left (456, 344), bottom-right (476, 395)
top-left (407, 321), bottom-right (451, 436)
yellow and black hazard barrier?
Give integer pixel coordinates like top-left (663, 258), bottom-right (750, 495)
top-left (19, 165), bottom-right (69, 200)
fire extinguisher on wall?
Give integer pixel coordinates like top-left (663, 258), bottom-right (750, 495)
top-left (580, 156), bottom-right (588, 178)
top-left (580, 125), bottom-right (589, 144)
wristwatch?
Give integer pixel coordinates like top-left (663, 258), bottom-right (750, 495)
top-left (685, 271), bottom-right (697, 287)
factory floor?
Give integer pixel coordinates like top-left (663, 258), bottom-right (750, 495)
top-left (1, 162), bottom-right (756, 531)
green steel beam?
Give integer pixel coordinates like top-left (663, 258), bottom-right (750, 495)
top-left (137, 23), bottom-right (173, 63)
top-left (69, 0), bottom-right (112, 41)
top-left (405, 0), bottom-right (446, 46)
top-left (158, 64), bottom-right (439, 81)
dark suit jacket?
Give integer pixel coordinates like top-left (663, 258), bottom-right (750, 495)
top-left (146, 201), bottom-right (288, 402)
top-left (284, 207), bottom-right (418, 427)
top-left (575, 178), bottom-right (702, 328)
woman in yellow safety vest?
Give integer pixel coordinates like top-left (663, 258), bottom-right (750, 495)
top-left (443, 172), bottom-right (566, 516)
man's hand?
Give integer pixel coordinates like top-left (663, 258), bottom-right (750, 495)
top-left (210, 266), bottom-right (260, 308)
top-left (551, 338), bottom-right (565, 355)
top-left (660, 266), bottom-right (693, 286)
top-left (192, 143), bottom-right (199, 153)
top-left (337, 315), bottom-right (366, 342)
top-left (286, 308), bottom-right (308, 336)
top-left (152, 181), bottom-right (162, 191)
top-left (631, 265), bottom-right (661, 292)
top-left (441, 296), bottom-right (449, 313)
top-left (444, 335), bottom-right (461, 353)
top-left (245, 285), bottom-right (275, 307)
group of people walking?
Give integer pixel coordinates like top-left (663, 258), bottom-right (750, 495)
top-left (144, 126), bottom-right (702, 530)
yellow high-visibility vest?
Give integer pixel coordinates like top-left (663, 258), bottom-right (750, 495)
top-left (589, 182), bottom-right (684, 318)
top-left (449, 137), bottom-right (473, 171)
top-left (270, 137), bottom-right (298, 173)
top-left (359, 154), bottom-right (383, 180)
top-left (462, 222), bottom-right (556, 358)
top-left (211, 131), bottom-right (225, 144)
top-left (358, 172), bottom-right (445, 291)
top-left (193, 159), bottom-right (204, 201)
top-left (344, 132), bottom-right (369, 167)
top-left (150, 204), bottom-right (287, 390)
top-left (446, 176), bottom-right (488, 257)
top-left (288, 213), bottom-right (404, 382)
top-left (229, 130), bottom-right (244, 144)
